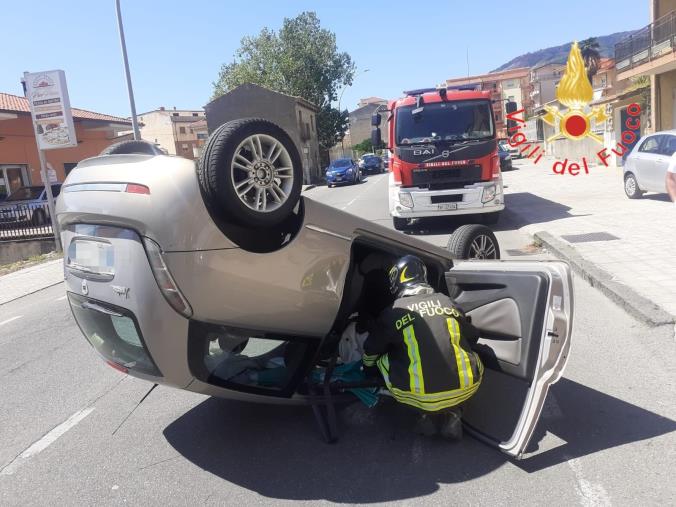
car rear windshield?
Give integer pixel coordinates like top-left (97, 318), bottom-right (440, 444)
top-left (396, 99), bottom-right (494, 145)
top-left (6, 187), bottom-right (43, 201)
top-left (330, 159), bottom-right (352, 168)
top-left (363, 156), bottom-right (378, 162)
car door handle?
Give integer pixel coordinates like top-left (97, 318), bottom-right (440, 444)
top-left (81, 301), bottom-right (123, 317)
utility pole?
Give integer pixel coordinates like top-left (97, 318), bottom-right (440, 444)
top-left (115, 0), bottom-right (140, 140)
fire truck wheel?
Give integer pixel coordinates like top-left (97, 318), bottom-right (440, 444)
top-left (447, 224), bottom-right (500, 260)
top-left (198, 118), bottom-right (303, 228)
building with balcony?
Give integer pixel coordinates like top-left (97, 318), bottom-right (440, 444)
top-left (136, 107), bottom-right (206, 160)
top-left (529, 63), bottom-right (566, 109)
top-left (205, 83), bottom-right (321, 183)
top-left (615, 2), bottom-right (676, 131)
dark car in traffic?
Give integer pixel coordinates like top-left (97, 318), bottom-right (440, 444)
top-left (326, 158), bottom-right (361, 187)
top-left (498, 143), bottom-right (513, 171)
top-left (358, 154), bottom-right (383, 174)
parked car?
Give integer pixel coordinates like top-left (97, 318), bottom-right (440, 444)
top-left (358, 153), bottom-right (383, 174)
top-left (326, 158), bottom-right (361, 187)
top-left (623, 130), bottom-right (676, 199)
top-left (382, 152), bottom-right (389, 169)
top-left (498, 143), bottom-right (513, 171)
top-left (56, 118), bottom-right (573, 458)
top-left (0, 184), bottom-right (61, 226)
top-left (499, 139), bottom-right (520, 159)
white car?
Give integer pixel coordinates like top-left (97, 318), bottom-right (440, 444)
top-left (623, 130), bottom-right (676, 198)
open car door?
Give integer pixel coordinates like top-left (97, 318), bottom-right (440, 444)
top-left (445, 260), bottom-right (573, 459)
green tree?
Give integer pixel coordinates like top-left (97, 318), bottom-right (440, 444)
top-left (579, 37), bottom-right (601, 82)
top-left (212, 12), bottom-right (355, 149)
top-left (353, 138), bottom-right (373, 155)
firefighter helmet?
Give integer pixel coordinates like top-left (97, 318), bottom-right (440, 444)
top-left (388, 255), bottom-right (430, 297)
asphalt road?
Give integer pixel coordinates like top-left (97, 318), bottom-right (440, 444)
top-left (1, 166), bottom-right (675, 506)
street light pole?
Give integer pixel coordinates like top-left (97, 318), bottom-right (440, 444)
top-left (115, 0), bottom-right (140, 140)
top-left (338, 68), bottom-right (369, 158)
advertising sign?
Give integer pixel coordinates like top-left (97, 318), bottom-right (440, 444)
top-left (23, 70), bottom-right (77, 150)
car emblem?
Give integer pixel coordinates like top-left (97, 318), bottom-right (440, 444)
top-left (81, 279), bottom-right (89, 295)
top-left (112, 285), bottom-right (130, 299)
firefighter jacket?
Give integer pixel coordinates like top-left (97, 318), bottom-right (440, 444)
top-left (362, 292), bottom-right (483, 412)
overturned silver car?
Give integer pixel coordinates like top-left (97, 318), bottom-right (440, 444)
top-left (56, 119), bottom-right (573, 458)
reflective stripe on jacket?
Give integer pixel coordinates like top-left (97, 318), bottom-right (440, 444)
top-left (362, 292), bottom-right (483, 412)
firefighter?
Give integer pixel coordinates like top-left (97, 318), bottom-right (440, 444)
top-left (361, 255), bottom-right (483, 439)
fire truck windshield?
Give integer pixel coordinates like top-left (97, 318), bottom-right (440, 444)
top-left (396, 99), bottom-right (494, 145)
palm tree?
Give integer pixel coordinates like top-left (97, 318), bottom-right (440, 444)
top-left (579, 37), bottom-right (601, 82)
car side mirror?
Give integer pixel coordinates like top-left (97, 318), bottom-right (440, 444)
top-left (372, 128), bottom-right (383, 150)
top-left (371, 113), bottom-right (381, 127)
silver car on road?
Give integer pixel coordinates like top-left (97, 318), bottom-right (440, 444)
top-left (623, 130), bottom-right (676, 198)
top-left (56, 119), bottom-right (573, 459)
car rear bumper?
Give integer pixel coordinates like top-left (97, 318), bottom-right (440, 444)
top-left (389, 176), bottom-right (505, 218)
top-left (62, 225), bottom-right (193, 389)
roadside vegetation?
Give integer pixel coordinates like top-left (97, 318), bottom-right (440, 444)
top-left (0, 251), bottom-right (61, 277)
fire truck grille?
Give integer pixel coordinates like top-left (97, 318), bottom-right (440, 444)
top-left (411, 165), bottom-right (482, 188)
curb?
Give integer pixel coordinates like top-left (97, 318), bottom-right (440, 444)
top-left (0, 280), bottom-right (64, 306)
top-left (533, 231), bottom-right (674, 327)
top-left (302, 184), bottom-right (316, 192)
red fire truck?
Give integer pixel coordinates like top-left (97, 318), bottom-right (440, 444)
top-left (372, 87), bottom-right (510, 230)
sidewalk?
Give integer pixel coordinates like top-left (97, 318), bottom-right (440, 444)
top-left (503, 158), bottom-right (676, 325)
top-left (0, 259), bottom-right (64, 305)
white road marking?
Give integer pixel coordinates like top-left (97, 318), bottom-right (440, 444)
top-left (55, 295), bottom-right (67, 301)
top-left (0, 407), bottom-right (95, 476)
top-left (0, 316), bottom-right (23, 326)
top-left (567, 457), bottom-right (612, 507)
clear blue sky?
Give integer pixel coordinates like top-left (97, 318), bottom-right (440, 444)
top-left (2, 0), bottom-right (647, 118)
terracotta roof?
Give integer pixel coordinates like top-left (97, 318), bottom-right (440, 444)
top-left (0, 92), bottom-right (132, 125)
top-left (598, 58), bottom-right (615, 71)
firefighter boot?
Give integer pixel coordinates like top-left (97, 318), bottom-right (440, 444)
top-left (413, 413), bottom-right (438, 437)
top-left (439, 409), bottom-right (463, 441)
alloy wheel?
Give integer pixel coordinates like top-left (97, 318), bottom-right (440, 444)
top-left (469, 234), bottom-right (498, 259)
top-left (230, 134), bottom-right (294, 212)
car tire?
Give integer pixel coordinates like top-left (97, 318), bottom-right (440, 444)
top-left (447, 224), bottom-right (500, 260)
top-left (100, 140), bottom-right (164, 156)
top-left (392, 217), bottom-right (408, 231)
top-left (624, 172), bottom-right (643, 199)
top-left (479, 212), bottom-right (500, 225)
top-left (32, 209), bottom-right (46, 226)
top-left (197, 118), bottom-right (303, 228)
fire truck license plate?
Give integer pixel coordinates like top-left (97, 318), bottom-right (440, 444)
top-left (438, 203), bottom-right (457, 210)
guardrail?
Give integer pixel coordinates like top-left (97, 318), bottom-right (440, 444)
top-left (615, 11), bottom-right (676, 73)
top-left (0, 202), bottom-right (55, 241)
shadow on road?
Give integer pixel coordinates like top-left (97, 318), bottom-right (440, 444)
top-left (640, 193), bottom-right (672, 202)
top-left (163, 378), bottom-right (675, 503)
top-left (402, 192), bottom-right (581, 237)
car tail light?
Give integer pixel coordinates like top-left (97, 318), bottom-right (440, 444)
top-left (143, 237), bottom-right (193, 318)
top-left (125, 183), bottom-right (150, 194)
top-left (106, 359), bottom-right (129, 374)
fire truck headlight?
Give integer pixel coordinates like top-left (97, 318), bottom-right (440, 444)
top-left (399, 192), bottom-right (414, 208)
top-left (481, 185), bottom-right (497, 203)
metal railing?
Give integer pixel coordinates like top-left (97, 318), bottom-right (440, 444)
top-left (615, 10), bottom-right (676, 73)
top-left (0, 202), bottom-right (55, 241)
